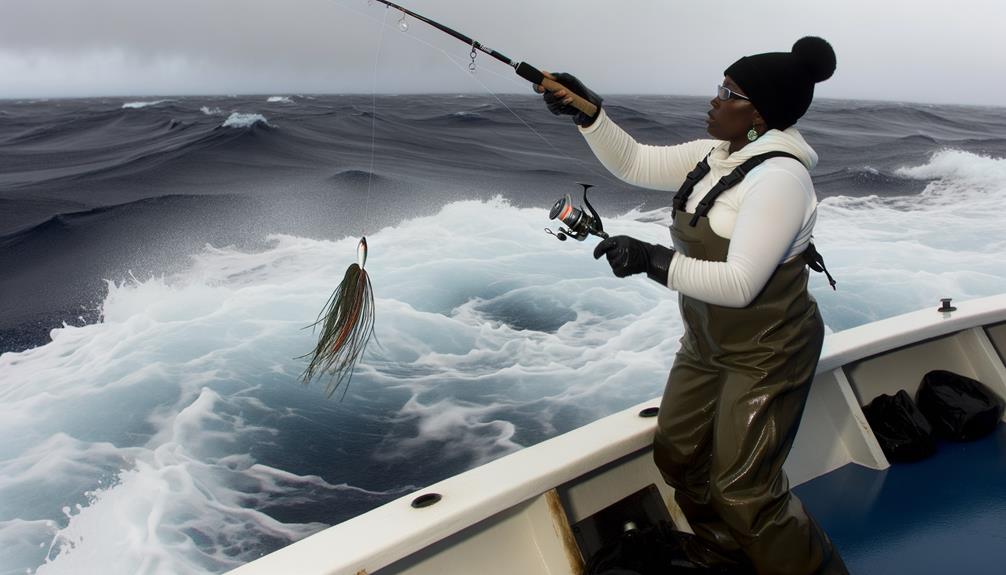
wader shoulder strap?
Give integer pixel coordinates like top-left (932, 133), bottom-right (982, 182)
top-left (687, 151), bottom-right (800, 227)
top-left (672, 150), bottom-right (713, 213)
top-left (671, 150), bottom-right (839, 288)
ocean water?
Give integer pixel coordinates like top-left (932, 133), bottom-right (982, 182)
top-left (1, 94), bottom-right (1004, 575)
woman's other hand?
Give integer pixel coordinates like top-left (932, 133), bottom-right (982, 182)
top-left (594, 235), bottom-right (674, 285)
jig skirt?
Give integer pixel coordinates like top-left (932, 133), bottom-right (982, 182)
top-left (301, 238), bottom-right (375, 398)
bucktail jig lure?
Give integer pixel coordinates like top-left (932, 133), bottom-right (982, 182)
top-left (301, 238), bottom-right (375, 398)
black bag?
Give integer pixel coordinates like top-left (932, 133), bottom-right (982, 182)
top-left (862, 390), bottom-right (936, 462)
top-left (916, 370), bottom-right (1005, 441)
top-left (583, 521), bottom-right (745, 574)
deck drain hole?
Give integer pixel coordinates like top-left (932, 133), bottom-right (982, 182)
top-left (638, 407), bottom-right (659, 418)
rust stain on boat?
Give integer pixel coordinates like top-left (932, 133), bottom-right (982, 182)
top-left (546, 489), bottom-right (584, 574)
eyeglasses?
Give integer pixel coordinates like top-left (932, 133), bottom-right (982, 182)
top-left (717, 85), bottom-right (750, 102)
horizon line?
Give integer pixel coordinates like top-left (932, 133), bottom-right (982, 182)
top-left (1, 92), bottom-right (1002, 110)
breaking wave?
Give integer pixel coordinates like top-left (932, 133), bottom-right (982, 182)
top-left (122, 100), bottom-right (171, 109)
top-left (221, 112), bottom-right (271, 129)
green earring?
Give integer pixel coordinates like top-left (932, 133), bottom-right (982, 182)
top-left (746, 127), bottom-right (759, 142)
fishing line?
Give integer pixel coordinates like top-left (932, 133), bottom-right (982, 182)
top-left (364, 6), bottom-right (391, 237)
top-left (332, 0), bottom-right (622, 187)
top-left (299, 2), bottom-right (388, 399)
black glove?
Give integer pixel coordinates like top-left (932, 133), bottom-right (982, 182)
top-left (593, 235), bottom-right (675, 285)
top-left (538, 72), bottom-right (603, 128)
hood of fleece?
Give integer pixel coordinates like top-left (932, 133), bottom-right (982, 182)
top-left (708, 127), bottom-right (818, 171)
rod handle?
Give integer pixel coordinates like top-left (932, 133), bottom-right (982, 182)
top-left (515, 62), bottom-right (599, 119)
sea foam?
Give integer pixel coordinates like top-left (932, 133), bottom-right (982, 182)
top-left (896, 148), bottom-right (1006, 191)
top-left (0, 198), bottom-right (689, 573)
top-left (221, 112), bottom-right (271, 129)
top-left (814, 148), bottom-right (1006, 330)
top-left (122, 100), bottom-right (170, 109)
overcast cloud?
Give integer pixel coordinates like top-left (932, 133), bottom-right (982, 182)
top-left (1, 0), bottom-right (1004, 106)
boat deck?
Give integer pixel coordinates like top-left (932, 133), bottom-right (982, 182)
top-left (795, 424), bottom-right (1006, 575)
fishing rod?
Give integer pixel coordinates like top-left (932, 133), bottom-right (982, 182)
top-left (372, 0), bottom-right (599, 119)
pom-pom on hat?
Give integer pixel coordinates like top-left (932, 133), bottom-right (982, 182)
top-left (724, 37), bottom-right (836, 130)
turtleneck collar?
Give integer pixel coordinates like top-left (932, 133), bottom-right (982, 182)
top-left (708, 127), bottom-right (818, 171)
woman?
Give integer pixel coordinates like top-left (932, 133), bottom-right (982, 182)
top-left (538, 38), bottom-right (848, 574)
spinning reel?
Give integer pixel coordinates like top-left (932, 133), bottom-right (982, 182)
top-left (545, 183), bottom-right (609, 242)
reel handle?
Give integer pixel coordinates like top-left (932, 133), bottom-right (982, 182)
top-left (579, 183), bottom-right (605, 238)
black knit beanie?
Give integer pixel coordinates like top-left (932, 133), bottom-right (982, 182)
top-left (724, 37), bottom-right (836, 131)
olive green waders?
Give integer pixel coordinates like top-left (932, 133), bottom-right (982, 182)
top-left (652, 208), bottom-right (849, 575)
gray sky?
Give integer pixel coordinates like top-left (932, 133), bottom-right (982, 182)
top-left (2, 0), bottom-right (1004, 106)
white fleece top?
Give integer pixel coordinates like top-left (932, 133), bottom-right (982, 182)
top-left (579, 109), bottom-right (820, 308)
